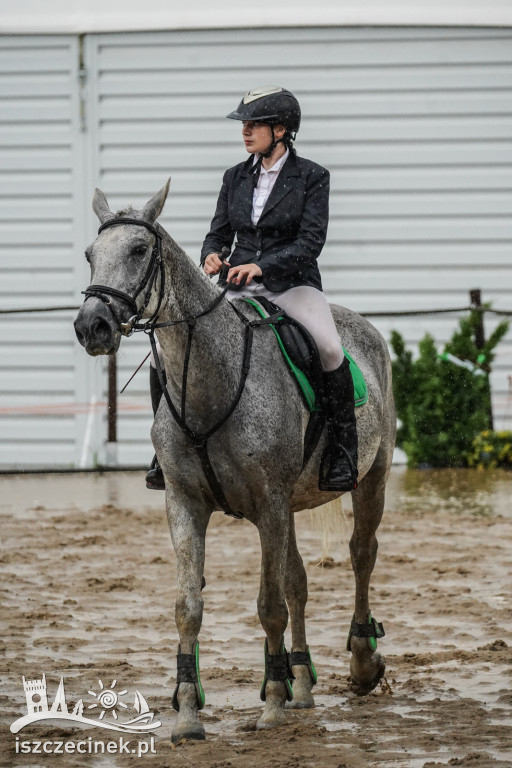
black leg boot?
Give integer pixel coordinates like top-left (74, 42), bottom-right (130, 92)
top-left (145, 365), bottom-right (166, 491)
top-left (318, 357), bottom-right (359, 492)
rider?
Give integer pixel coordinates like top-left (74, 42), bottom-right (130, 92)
top-left (146, 86), bottom-right (358, 493)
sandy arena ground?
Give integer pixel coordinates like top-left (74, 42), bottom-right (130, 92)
top-left (1, 467), bottom-right (511, 768)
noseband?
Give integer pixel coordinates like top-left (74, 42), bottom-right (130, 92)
top-left (83, 217), bottom-right (165, 336)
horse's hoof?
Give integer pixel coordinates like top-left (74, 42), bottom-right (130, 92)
top-left (287, 661), bottom-right (316, 708)
top-left (256, 710), bottom-right (287, 730)
top-left (286, 694), bottom-right (315, 709)
top-left (171, 722), bottom-right (206, 743)
top-left (349, 650), bottom-right (386, 695)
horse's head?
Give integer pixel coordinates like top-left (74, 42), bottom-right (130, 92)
top-left (74, 180), bottom-right (170, 356)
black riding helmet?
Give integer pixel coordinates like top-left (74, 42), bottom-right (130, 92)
top-left (227, 86), bottom-right (301, 161)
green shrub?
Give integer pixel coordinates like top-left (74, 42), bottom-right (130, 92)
top-left (467, 430), bottom-right (512, 469)
top-left (390, 310), bottom-right (509, 468)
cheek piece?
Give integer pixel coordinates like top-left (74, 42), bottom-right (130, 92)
top-left (82, 218), bottom-right (165, 336)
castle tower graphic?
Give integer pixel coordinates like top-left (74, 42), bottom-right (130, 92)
top-left (23, 674), bottom-right (49, 715)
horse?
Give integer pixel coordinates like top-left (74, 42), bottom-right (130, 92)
top-left (74, 181), bottom-right (396, 742)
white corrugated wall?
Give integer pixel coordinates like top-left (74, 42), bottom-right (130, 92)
top-left (0, 36), bottom-right (94, 467)
top-left (1, 27), bottom-right (511, 467)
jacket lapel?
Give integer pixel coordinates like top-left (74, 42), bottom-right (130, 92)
top-left (258, 151), bottom-right (300, 222)
top-left (238, 157), bottom-right (257, 223)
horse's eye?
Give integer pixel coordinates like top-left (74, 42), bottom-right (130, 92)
top-left (134, 245), bottom-right (147, 255)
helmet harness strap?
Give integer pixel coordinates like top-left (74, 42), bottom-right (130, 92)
top-left (249, 124), bottom-right (291, 186)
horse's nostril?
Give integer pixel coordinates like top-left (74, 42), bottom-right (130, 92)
top-left (74, 320), bottom-right (86, 348)
top-left (75, 328), bottom-right (86, 347)
top-left (91, 316), bottom-right (114, 342)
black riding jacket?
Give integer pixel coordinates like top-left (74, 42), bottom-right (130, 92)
top-left (200, 151), bottom-right (329, 293)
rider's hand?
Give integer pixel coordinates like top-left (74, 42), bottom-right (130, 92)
top-left (204, 253), bottom-right (227, 275)
top-left (227, 263), bottom-right (263, 286)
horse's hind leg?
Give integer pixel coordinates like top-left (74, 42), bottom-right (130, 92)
top-left (166, 490), bottom-right (211, 743)
top-left (255, 503), bottom-right (291, 729)
top-left (348, 448), bottom-right (389, 693)
top-left (285, 513), bottom-right (315, 709)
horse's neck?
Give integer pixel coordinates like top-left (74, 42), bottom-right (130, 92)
top-left (155, 233), bottom-right (245, 413)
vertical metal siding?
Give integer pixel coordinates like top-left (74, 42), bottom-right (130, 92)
top-left (0, 36), bottom-right (93, 467)
top-left (2, 27), bottom-right (511, 468)
top-left (85, 27), bottom-right (512, 464)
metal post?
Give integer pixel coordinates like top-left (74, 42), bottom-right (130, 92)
top-left (470, 289), bottom-right (493, 431)
top-left (106, 354), bottom-right (118, 465)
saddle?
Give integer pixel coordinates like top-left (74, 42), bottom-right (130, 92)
top-left (244, 297), bottom-right (323, 411)
top-left (242, 296), bottom-right (368, 469)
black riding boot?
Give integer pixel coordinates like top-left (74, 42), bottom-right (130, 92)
top-left (319, 357), bottom-right (359, 492)
top-left (145, 365), bottom-right (166, 490)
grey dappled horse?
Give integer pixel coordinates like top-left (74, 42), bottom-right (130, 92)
top-left (74, 182), bottom-right (396, 741)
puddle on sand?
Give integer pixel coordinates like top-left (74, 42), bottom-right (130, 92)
top-left (424, 660), bottom-right (511, 708)
top-left (390, 466), bottom-right (512, 518)
top-left (0, 471), bottom-right (155, 515)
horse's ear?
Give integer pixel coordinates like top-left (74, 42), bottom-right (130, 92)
top-left (142, 178), bottom-right (171, 224)
top-left (92, 188), bottom-right (114, 224)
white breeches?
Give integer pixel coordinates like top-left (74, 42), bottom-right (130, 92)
top-left (228, 285), bottom-right (344, 372)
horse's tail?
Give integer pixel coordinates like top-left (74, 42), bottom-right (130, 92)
top-left (309, 496), bottom-right (349, 565)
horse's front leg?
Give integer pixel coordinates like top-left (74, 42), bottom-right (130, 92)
top-left (166, 488), bottom-right (211, 743)
top-left (256, 505), bottom-right (292, 729)
top-left (348, 454), bottom-right (387, 693)
top-left (285, 513), bottom-right (316, 709)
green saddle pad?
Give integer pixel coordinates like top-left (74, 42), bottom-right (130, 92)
top-left (244, 298), bottom-right (368, 413)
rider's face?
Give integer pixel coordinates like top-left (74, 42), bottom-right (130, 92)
top-left (242, 121), bottom-right (285, 154)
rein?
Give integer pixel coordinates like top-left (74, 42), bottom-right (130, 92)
top-left (84, 217), bottom-right (282, 519)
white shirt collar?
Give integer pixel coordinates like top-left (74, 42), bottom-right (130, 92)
top-left (252, 147), bottom-right (289, 173)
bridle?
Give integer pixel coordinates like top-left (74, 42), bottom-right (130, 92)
top-left (82, 216), bottom-right (283, 519)
top-left (83, 217), bottom-right (165, 336)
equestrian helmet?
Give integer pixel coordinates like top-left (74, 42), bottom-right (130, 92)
top-left (226, 86), bottom-right (301, 134)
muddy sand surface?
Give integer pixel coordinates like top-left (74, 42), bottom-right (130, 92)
top-left (1, 467), bottom-right (511, 768)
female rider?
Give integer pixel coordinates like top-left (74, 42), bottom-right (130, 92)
top-left (146, 86), bottom-right (358, 493)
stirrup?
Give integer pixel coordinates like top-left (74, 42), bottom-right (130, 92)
top-left (289, 646), bottom-right (318, 685)
top-left (346, 613), bottom-right (385, 653)
top-left (145, 455), bottom-right (165, 490)
top-left (318, 443), bottom-right (358, 492)
top-left (260, 638), bottom-right (294, 702)
top-left (171, 641), bottom-right (205, 712)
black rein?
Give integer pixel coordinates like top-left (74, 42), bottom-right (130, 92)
top-left (83, 217), bottom-right (282, 519)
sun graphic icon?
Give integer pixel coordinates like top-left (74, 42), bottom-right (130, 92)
top-left (87, 679), bottom-right (128, 721)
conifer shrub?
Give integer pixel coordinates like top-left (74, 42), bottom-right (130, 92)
top-left (390, 310), bottom-right (509, 468)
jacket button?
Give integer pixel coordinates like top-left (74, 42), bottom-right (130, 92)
top-left (256, 250), bottom-right (261, 257)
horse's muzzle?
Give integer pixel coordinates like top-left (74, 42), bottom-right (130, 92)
top-left (74, 297), bottom-right (121, 356)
